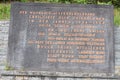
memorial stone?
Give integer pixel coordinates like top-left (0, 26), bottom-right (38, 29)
top-left (8, 2), bottom-right (114, 77)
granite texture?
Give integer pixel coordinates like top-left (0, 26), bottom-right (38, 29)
top-left (0, 21), bottom-right (9, 71)
top-left (8, 3), bottom-right (114, 74)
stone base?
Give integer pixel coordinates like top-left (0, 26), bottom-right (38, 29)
top-left (0, 71), bottom-right (119, 80)
top-left (0, 76), bottom-right (119, 80)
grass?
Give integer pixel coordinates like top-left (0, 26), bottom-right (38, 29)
top-left (114, 8), bottom-right (120, 26)
top-left (0, 3), bottom-right (120, 26)
top-left (0, 3), bottom-right (10, 20)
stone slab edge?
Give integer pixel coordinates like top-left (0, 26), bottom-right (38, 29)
top-left (1, 71), bottom-right (117, 78)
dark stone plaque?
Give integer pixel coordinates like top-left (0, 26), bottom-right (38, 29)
top-left (8, 2), bottom-right (114, 75)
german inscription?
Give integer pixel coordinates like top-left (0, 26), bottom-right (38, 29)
top-left (8, 3), bottom-right (114, 74)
